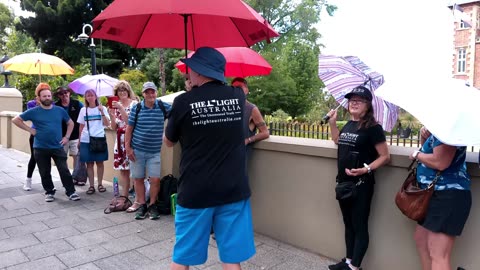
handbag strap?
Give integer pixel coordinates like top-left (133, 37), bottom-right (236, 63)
top-left (85, 107), bottom-right (106, 138)
top-left (85, 108), bottom-right (91, 138)
top-left (428, 171), bottom-right (441, 188)
top-left (409, 156), bottom-right (441, 189)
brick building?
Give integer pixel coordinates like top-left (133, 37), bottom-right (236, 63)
top-left (452, 1), bottom-right (480, 87)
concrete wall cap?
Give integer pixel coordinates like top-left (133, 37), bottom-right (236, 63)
top-left (0, 88), bottom-right (22, 98)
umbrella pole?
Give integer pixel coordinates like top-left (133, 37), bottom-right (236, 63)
top-left (183, 15), bottom-right (188, 59)
top-left (322, 100), bottom-right (348, 124)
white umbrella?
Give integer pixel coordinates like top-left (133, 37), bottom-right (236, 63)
top-left (376, 78), bottom-right (480, 146)
top-left (157, 91), bottom-right (185, 104)
top-left (69, 74), bottom-right (118, 97)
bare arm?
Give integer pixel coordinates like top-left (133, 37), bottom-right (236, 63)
top-left (65, 119), bottom-right (74, 138)
top-left (124, 125), bottom-right (135, 162)
top-left (163, 135), bottom-right (175, 147)
top-left (419, 126), bottom-right (431, 146)
top-left (245, 107), bottom-right (269, 145)
top-left (59, 119), bottom-right (74, 146)
top-left (108, 108), bottom-right (117, 130)
top-left (77, 124), bottom-right (84, 149)
top-left (327, 109), bottom-right (340, 144)
top-left (346, 141), bottom-right (391, 176)
top-left (412, 144), bottom-right (456, 171)
top-left (12, 116), bottom-right (36, 136)
top-left (99, 106), bottom-right (110, 127)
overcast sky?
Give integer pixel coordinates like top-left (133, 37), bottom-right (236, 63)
top-left (317, 0), bottom-right (455, 83)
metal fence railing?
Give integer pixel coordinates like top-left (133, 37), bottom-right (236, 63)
top-left (267, 122), bottom-right (477, 152)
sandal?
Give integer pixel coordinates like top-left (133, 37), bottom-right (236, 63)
top-left (126, 201), bottom-right (142, 213)
top-left (98, 185), bottom-right (107, 193)
top-left (86, 186), bottom-right (95, 195)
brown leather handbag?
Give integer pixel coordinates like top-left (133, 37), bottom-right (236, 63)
top-left (395, 160), bottom-right (441, 221)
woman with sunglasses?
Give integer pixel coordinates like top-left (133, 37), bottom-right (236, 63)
top-left (326, 86), bottom-right (390, 270)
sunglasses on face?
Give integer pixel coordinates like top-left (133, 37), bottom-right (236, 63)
top-left (348, 99), bottom-right (367, 104)
top-left (57, 92), bottom-right (69, 96)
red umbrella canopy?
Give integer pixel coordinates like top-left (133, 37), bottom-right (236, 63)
top-left (91, 0), bottom-right (279, 50)
top-left (175, 47), bottom-right (272, 78)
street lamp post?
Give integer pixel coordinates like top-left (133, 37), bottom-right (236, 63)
top-left (77, 24), bottom-right (96, 75)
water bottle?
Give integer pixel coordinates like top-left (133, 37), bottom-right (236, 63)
top-left (113, 177), bottom-right (119, 197)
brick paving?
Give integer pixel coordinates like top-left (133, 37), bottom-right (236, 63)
top-left (0, 146), bottom-right (335, 269)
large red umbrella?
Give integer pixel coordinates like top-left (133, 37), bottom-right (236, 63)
top-left (175, 47), bottom-right (272, 78)
top-left (91, 0), bottom-right (279, 55)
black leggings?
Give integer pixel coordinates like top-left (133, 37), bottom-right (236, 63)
top-left (27, 135), bottom-right (36, 178)
top-left (338, 181), bottom-right (374, 268)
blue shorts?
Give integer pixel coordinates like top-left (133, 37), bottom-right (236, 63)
top-left (173, 199), bottom-right (255, 266)
top-left (129, 149), bottom-right (161, 179)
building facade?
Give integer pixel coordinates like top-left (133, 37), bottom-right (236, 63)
top-left (452, 1), bottom-right (480, 87)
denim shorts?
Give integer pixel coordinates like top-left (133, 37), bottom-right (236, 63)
top-left (129, 149), bottom-right (161, 179)
top-left (172, 199), bottom-right (256, 266)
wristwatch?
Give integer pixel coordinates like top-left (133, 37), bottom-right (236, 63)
top-left (363, 163), bottom-right (371, 174)
top-left (413, 150), bottom-right (421, 159)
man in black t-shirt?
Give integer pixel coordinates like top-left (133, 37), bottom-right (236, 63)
top-left (54, 86), bottom-right (83, 168)
top-left (164, 47), bottom-right (255, 269)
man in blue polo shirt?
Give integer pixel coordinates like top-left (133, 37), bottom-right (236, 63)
top-left (125, 82), bottom-right (171, 220)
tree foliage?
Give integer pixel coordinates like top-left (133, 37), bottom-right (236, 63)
top-left (17, 0), bottom-right (146, 75)
top-left (0, 3), bottom-right (14, 52)
top-left (240, 0), bottom-right (332, 118)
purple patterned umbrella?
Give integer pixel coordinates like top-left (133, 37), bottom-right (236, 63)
top-left (318, 55), bottom-right (398, 132)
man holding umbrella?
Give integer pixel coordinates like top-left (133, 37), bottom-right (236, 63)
top-left (164, 47), bottom-right (255, 269)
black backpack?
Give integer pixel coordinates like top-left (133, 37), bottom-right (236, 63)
top-left (156, 174), bottom-right (178, 215)
top-left (132, 100), bottom-right (168, 130)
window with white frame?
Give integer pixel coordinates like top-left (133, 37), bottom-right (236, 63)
top-left (457, 48), bottom-right (466, 73)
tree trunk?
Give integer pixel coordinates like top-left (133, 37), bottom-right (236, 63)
top-left (158, 48), bottom-right (166, 96)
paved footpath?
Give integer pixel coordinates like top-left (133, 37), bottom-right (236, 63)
top-left (0, 146), bottom-right (335, 269)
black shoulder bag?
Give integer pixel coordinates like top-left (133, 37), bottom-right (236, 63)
top-left (86, 108), bottom-right (108, 152)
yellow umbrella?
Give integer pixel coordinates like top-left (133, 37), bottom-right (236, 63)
top-left (2, 53), bottom-right (74, 80)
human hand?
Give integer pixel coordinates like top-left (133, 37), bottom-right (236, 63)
top-left (60, 137), bottom-right (69, 146)
top-left (345, 167), bottom-right (368, 176)
top-left (126, 146), bottom-right (136, 162)
top-left (420, 126), bottom-right (431, 140)
top-left (108, 108), bottom-right (116, 117)
top-left (327, 109), bottom-right (337, 124)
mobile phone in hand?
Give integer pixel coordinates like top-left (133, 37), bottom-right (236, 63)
top-left (107, 96), bottom-right (119, 109)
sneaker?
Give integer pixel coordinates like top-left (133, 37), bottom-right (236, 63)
top-left (135, 204), bottom-right (148, 220)
top-left (69, 193), bottom-right (81, 201)
top-left (23, 178), bottom-right (32, 191)
top-left (328, 259), bottom-right (348, 270)
top-left (45, 194), bottom-right (55, 202)
top-left (148, 204), bottom-right (160, 220)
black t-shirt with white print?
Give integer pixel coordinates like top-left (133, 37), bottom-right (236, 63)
top-left (165, 81), bottom-right (250, 209)
top-left (337, 120), bottom-right (386, 182)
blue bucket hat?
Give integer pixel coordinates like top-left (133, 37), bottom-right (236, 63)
top-left (180, 47), bottom-right (226, 83)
